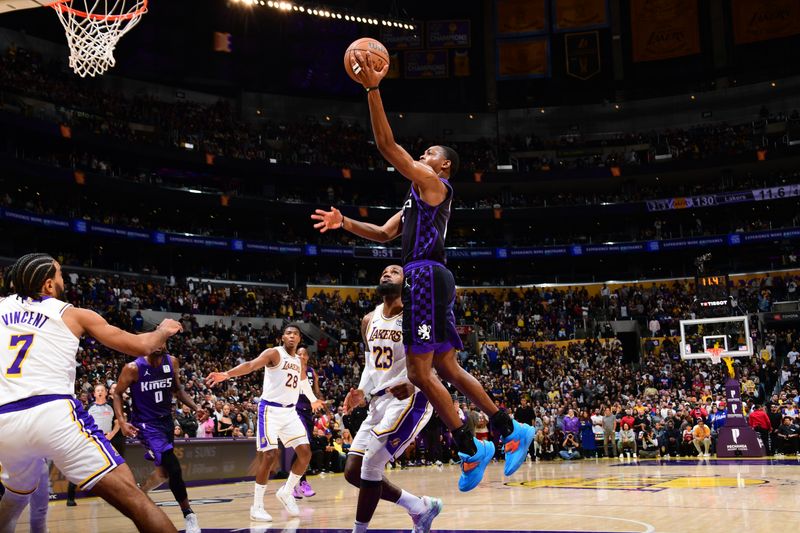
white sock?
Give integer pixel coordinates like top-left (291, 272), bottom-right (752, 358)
top-left (396, 490), bottom-right (426, 515)
top-left (253, 483), bottom-right (267, 509)
top-left (285, 472), bottom-right (302, 492)
top-left (353, 520), bottom-right (369, 533)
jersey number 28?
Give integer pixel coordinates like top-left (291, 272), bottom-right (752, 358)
top-left (6, 334), bottom-right (34, 378)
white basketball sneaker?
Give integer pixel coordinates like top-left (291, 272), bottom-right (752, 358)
top-left (184, 512), bottom-right (201, 533)
top-left (249, 505), bottom-right (273, 522)
top-left (276, 485), bottom-right (300, 516)
top-left (411, 496), bottom-right (443, 533)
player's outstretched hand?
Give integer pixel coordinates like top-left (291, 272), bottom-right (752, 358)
top-left (120, 421), bottom-right (138, 438)
top-left (156, 318), bottom-right (183, 336)
top-left (388, 382), bottom-right (415, 401)
top-left (353, 50), bottom-right (389, 88)
top-left (311, 207), bottom-right (343, 233)
top-left (343, 387), bottom-right (365, 414)
top-left (311, 399), bottom-right (326, 413)
top-left (205, 371), bottom-right (230, 387)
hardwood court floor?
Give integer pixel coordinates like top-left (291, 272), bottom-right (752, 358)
top-left (20, 456), bottom-right (800, 532)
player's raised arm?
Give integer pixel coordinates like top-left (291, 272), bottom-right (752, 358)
top-left (352, 50), bottom-right (447, 203)
top-left (311, 207), bottom-right (402, 243)
top-left (205, 348), bottom-right (280, 387)
top-left (170, 355), bottom-right (198, 411)
top-left (63, 307), bottom-right (182, 357)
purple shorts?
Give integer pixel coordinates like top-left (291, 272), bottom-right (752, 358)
top-left (402, 260), bottom-right (463, 355)
top-left (133, 418), bottom-right (174, 466)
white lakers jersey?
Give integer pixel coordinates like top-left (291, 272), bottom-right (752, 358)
top-left (261, 346), bottom-right (303, 405)
top-left (363, 303), bottom-right (408, 395)
top-left (0, 295), bottom-right (79, 405)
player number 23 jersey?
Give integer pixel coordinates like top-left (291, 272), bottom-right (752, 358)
top-left (364, 303), bottom-right (408, 395)
top-left (261, 346), bottom-right (303, 405)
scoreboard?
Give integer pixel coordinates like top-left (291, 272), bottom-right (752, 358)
top-left (695, 274), bottom-right (730, 317)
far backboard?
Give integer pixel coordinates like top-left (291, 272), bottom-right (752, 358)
top-left (679, 316), bottom-right (753, 360)
top-left (0, 1), bottom-right (49, 13)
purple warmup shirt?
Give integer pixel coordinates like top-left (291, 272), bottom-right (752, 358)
top-left (130, 354), bottom-right (174, 424)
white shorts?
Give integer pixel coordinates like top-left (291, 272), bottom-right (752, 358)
top-left (350, 390), bottom-right (432, 460)
top-left (0, 395), bottom-right (124, 493)
top-left (257, 400), bottom-right (309, 451)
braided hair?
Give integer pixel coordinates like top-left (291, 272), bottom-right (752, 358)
top-left (6, 253), bottom-right (57, 299)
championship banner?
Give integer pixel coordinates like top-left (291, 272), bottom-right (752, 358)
top-left (380, 24), bottom-right (424, 49)
top-left (405, 50), bottom-right (449, 78)
top-left (630, 0), bottom-right (700, 62)
top-left (426, 20), bottom-right (471, 48)
top-left (497, 38), bottom-right (549, 79)
top-left (553, 0), bottom-right (608, 32)
top-left (496, 0), bottom-right (547, 36)
top-left (453, 50), bottom-right (471, 77)
top-left (732, 0), bottom-right (800, 44)
top-left (565, 31), bottom-right (601, 80)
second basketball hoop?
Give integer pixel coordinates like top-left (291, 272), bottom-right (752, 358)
top-left (49, 0), bottom-right (148, 77)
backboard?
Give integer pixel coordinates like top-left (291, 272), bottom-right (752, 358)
top-left (0, 1), bottom-right (49, 14)
top-left (679, 315), bottom-right (753, 361)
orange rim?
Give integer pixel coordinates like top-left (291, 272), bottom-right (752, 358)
top-left (48, 0), bottom-right (148, 21)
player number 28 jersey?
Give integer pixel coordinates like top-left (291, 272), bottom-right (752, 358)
top-left (0, 295), bottom-right (80, 406)
top-left (363, 303), bottom-right (408, 395)
top-left (261, 346), bottom-right (303, 405)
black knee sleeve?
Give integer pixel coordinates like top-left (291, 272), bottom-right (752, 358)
top-left (161, 450), bottom-right (188, 503)
top-left (359, 478), bottom-right (382, 488)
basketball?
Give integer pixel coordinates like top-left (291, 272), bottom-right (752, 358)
top-left (343, 37), bottom-right (389, 83)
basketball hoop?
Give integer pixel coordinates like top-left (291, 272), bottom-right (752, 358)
top-left (48, 0), bottom-right (148, 77)
top-left (706, 346), bottom-right (724, 366)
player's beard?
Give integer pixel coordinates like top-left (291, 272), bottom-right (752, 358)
top-left (376, 282), bottom-right (401, 297)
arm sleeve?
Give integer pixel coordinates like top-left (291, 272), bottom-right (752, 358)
top-left (357, 354), bottom-right (374, 393)
top-left (300, 379), bottom-right (318, 403)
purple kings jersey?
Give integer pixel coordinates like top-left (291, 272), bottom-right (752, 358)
top-left (400, 178), bottom-right (453, 265)
top-left (130, 355), bottom-right (174, 424)
top-left (296, 366), bottom-right (316, 410)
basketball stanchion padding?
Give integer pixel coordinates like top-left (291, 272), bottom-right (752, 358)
top-left (49, 0), bottom-right (148, 77)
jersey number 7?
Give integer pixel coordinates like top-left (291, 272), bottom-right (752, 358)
top-left (6, 334), bottom-right (34, 378)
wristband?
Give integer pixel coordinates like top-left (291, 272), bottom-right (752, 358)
top-left (365, 86), bottom-right (380, 93)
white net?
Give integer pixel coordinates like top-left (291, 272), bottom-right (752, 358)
top-left (50, 0), bottom-right (148, 77)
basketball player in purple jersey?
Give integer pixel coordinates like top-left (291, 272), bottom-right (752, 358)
top-left (113, 347), bottom-right (200, 533)
top-left (292, 346), bottom-right (322, 499)
top-left (311, 52), bottom-right (535, 491)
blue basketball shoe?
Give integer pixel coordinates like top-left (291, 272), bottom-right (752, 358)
top-left (503, 420), bottom-right (536, 476)
top-left (457, 438), bottom-right (494, 492)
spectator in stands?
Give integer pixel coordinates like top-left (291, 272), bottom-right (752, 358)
top-left (176, 405), bottom-right (198, 438)
top-left (639, 428), bottom-right (659, 458)
top-left (559, 433), bottom-right (581, 460)
top-left (602, 407), bottom-right (617, 458)
top-left (660, 420), bottom-right (680, 458)
top-left (748, 404), bottom-right (773, 455)
top-left (774, 416), bottom-right (799, 456)
top-left (620, 423), bottom-right (636, 458)
top-left (579, 412), bottom-right (597, 458)
top-left (692, 418), bottom-right (712, 457)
